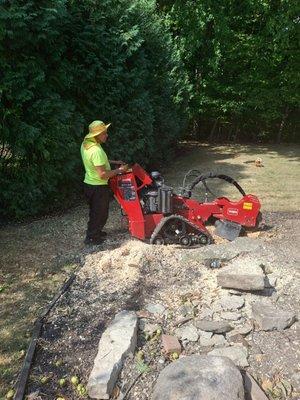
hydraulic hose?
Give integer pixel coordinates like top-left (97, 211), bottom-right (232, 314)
top-left (187, 172), bottom-right (246, 198)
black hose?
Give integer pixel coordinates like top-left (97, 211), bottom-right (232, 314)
top-left (187, 172), bottom-right (246, 197)
top-left (182, 169), bottom-right (201, 188)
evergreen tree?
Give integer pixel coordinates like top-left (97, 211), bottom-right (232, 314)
top-left (0, 0), bottom-right (188, 218)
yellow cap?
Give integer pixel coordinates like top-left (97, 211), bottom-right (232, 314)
top-left (84, 120), bottom-right (111, 139)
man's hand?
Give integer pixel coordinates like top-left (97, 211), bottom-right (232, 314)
top-left (118, 164), bottom-right (129, 173)
top-left (96, 163), bottom-right (129, 180)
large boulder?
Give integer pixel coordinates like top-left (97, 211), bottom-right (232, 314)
top-left (152, 355), bottom-right (244, 400)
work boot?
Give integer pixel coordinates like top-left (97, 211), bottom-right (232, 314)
top-left (84, 236), bottom-right (105, 246)
top-left (98, 231), bottom-right (107, 237)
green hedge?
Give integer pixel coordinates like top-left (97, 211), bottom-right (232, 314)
top-left (0, 0), bottom-right (188, 219)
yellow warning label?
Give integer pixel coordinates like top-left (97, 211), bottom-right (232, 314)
top-left (243, 202), bottom-right (253, 210)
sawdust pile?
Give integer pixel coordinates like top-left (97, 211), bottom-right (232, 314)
top-left (76, 227), bottom-right (265, 312)
top-left (77, 236), bottom-right (221, 314)
top-left (78, 240), bottom-right (145, 290)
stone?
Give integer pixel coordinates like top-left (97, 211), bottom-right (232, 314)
top-left (252, 301), bottom-right (296, 331)
top-left (198, 332), bottom-right (228, 348)
top-left (269, 276), bottom-right (277, 287)
top-left (87, 311), bottom-right (138, 399)
top-left (181, 237), bottom-right (263, 266)
top-left (145, 303), bottom-right (166, 315)
top-left (199, 330), bottom-right (214, 346)
top-left (195, 319), bottom-right (233, 333)
top-left (208, 345), bottom-right (249, 367)
top-left (161, 334), bottom-right (181, 354)
top-left (264, 275), bottom-right (277, 288)
top-left (244, 372), bottom-right (269, 400)
top-left (220, 311), bottom-right (242, 321)
top-left (198, 307), bottom-right (213, 319)
top-left (218, 295), bottom-right (245, 311)
top-left (152, 355), bottom-right (245, 400)
top-left (175, 324), bottom-right (199, 342)
top-left (217, 255), bottom-right (265, 291)
top-left (211, 333), bottom-right (228, 347)
top-left (227, 334), bottom-right (250, 348)
top-left (227, 323), bottom-right (252, 337)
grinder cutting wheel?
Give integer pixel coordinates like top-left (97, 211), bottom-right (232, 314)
top-left (109, 164), bottom-right (262, 246)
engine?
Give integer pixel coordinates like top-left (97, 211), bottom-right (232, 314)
top-left (140, 171), bottom-right (173, 215)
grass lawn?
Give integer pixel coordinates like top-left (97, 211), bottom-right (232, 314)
top-left (0, 142), bottom-right (299, 398)
top-left (166, 143), bottom-right (300, 211)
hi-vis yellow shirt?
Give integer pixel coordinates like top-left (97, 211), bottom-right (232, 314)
top-left (80, 142), bottom-right (111, 185)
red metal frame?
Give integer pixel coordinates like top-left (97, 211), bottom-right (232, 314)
top-left (109, 163), bottom-right (261, 241)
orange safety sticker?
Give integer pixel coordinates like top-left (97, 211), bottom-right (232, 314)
top-left (243, 202), bottom-right (253, 210)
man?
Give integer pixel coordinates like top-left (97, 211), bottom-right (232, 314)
top-left (81, 120), bottom-right (128, 245)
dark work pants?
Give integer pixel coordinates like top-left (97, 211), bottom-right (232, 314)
top-left (84, 183), bottom-right (110, 240)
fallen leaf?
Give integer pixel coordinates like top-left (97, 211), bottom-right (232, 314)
top-left (261, 378), bottom-right (273, 393)
top-left (111, 386), bottom-right (120, 398)
top-left (136, 310), bottom-right (151, 318)
top-left (255, 354), bottom-right (266, 362)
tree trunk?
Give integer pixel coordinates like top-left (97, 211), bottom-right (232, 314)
top-left (227, 124), bottom-right (234, 142)
top-left (208, 118), bottom-right (219, 142)
top-left (192, 118), bottom-right (199, 137)
top-left (277, 107), bottom-right (289, 144)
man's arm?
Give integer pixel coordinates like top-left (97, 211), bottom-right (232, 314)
top-left (95, 164), bottom-right (128, 180)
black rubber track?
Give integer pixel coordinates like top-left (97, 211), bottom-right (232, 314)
top-left (150, 214), bottom-right (213, 245)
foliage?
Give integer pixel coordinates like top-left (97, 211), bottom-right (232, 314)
top-left (136, 359), bottom-right (151, 374)
top-left (0, 0), bottom-right (188, 218)
top-left (158, 0), bottom-right (300, 142)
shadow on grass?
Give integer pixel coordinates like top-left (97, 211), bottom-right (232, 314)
top-left (164, 142), bottom-right (300, 209)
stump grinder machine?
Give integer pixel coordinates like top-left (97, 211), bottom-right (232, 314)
top-left (109, 164), bottom-right (261, 246)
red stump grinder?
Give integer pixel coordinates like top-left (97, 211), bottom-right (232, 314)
top-left (110, 164), bottom-right (261, 246)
